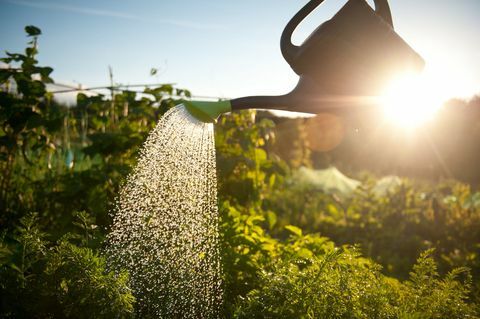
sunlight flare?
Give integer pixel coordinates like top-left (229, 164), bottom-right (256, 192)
top-left (380, 72), bottom-right (445, 129)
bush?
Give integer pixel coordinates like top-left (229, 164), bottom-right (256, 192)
top-left (0, 213), bottom-right (135, 318)
top-left (234, 249), bottom-right (477, 319)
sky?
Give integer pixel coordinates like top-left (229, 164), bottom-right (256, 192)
top-left (1, 0), bottom-right (479, 102)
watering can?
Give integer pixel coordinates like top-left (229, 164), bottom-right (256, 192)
top-left (184, 0), bottom-right (425, 123)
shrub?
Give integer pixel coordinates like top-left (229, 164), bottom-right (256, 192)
top-left (0, 213), bottom-right (135, 318)
top-left (234, 248), bottom-right (477, 319)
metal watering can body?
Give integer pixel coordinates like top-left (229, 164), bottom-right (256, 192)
top-left (185, 0), bottom-right (425, 122)
top-left (282, 0), bottom-right (424, 96)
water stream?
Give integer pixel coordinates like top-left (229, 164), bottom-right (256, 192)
top-left (106, 105), bottom-right (222, 318)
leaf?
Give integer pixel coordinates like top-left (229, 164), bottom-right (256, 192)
top-left (266, 211), bottom-right (277, 230)
top-left (37, 66), bottom-right (54, 83)
top-left (327, 204), bottom-right (340, 216)
top-left (0, 136), bottom-right (16, 150)
top-left (16, 79), bottom-right (46, 97)
top-left (0, 245), bottom-right (13, 265)
top-left (9, 263), bottom-right (23, 274)
top-left (245, 215), bottom-right (264, 226)
top-left (26, 47), bottom-right (38, 57)
top-left (0, 57), bottom-right (13, 63)
top-left (285, 225), bottom-right (302, 237)
top-left (269, 174), bottom-right (276, 188)
top-left (254, 148), bottom-right (267, 162)
top-left (26, 112), bottom-right (43, 129)
top-left (6, 52), bottom-right (25, 61)
top-left (297, 248), bottom-right (313, 259)
top-left (25, 25), bottom-right (42, 36)
top-left (7, 108), bottom-right (34, 133)
top-left (44, 117), bottom-right (63, 133)
top-left (0, 70), bottom-right (12, 83)
top-left (60, 279), bottom-right (69, 292)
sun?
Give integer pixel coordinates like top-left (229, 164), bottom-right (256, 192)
top-left (380, 72), bottom-right (445, 129)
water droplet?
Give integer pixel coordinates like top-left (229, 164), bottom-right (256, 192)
top-left (106, 105), bottom-right (222, 318)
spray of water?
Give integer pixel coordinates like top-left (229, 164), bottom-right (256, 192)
top-left (106, 105), bottom-right (222, 318)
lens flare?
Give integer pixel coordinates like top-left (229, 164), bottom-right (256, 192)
top-left (380, 73), bottom-right (444, 129)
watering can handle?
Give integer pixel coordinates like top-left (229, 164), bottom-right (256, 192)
top-left (281, 0), bottom-right (393, 66)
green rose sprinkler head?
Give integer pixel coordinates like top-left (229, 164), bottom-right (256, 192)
top-left (183, 100), bottom-right (232, 123)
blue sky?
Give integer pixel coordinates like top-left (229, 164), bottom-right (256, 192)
top-left (1, 0), bottom-right (479, 101)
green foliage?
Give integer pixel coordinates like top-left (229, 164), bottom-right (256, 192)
top-left (267, 177), bottom-right (480, 280)
top-left (234, 247), bottom-right (477, 319)
top-left (235, 248), bottom-right (395, 319)
top-left (0, 25), bottom-right (56, 224)
top-left (0, 213), bottom-right (135, 318)
top-left (215, 110), bottom-right (286, 206)
top-left (398, 249), bottom-right (476, 318)
top-left (0, 26), bottom-right (190, 236)
top-left (25, 25), bottom-right (42, 37)
top-left (42, 240), bottom-right (134, 318)
top-left (220, 201), bottom-right (280, 312)
top-left (70, 210), bottom-right (102, 248)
